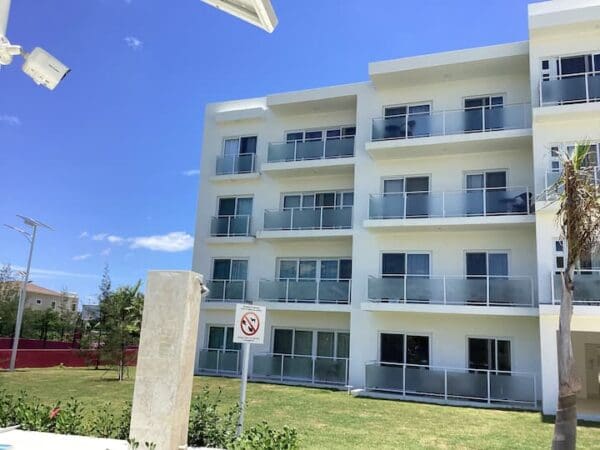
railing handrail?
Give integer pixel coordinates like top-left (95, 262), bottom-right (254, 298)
top-left (262, 277), bottom-right (352, 282)
top-left (200, 347), bottom-right (240, 354)
top-left (371, 102), bottom-right (531, 122)
top-left (553, 269), bottom-right (600, 274)
top-left (256, 352), bottom-right (349, 362)
top-left (264, 205), bottom-right (353, 213)
top-left (269, 135), bottom-right (356, 145)
top-left (369, 185), bottom-right (531, 197)
top-left (369, 274), bottom-right (533, 280)
top-left (364, 360), bottom-right (535, 377)
top-left (212, 214), bottom-right (251, 218)
top-left (217, 153), bottom-right (256, 161)
top-left (542, 71), bottom-right (600, 81)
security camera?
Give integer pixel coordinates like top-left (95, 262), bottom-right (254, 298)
top-left (21, 47), bottom-right (70, 90)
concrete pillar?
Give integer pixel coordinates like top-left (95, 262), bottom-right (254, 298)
top-left (130, 271), bottom-right (205, 450)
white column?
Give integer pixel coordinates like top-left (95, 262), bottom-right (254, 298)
top-left (130, 271), bottom-right (205, 450)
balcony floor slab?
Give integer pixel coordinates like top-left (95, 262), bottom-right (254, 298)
top-left (209, 172), bottom-right (261, 183)
top-left (260, 157), bottom-right (355, 177)
top-left (205, 236), bottom-right (256, 245)
top-left (366, 128), bottom-right (532, 160)
top-left (256, 229), bottom-right (353, 240)
top-left (361, 302), bottom-right (538, 316)
top-left (363, 214), bottom-right (535, 231)
top-left (254, 301), bottom-right (351, 313)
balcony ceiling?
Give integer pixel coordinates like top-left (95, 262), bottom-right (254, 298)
top-left (201, 0), bottom-right (278, 32)
top-left (369, 42), bottom-right (529, 88)
top-left (266, 84), bottom-right (360, 115)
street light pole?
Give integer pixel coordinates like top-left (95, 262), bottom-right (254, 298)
top-left (4, 215), bottom-right (51, 371)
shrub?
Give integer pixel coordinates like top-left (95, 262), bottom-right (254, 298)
top-left (187, 386), bottom-right (239, 448)
top-left (232, 422), bottom-right (299, 450)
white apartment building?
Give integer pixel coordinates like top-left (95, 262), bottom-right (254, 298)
top-left (192, 0), bottom-right (600, 420)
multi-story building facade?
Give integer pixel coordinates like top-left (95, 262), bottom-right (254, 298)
top-left (192, 0), bottom-right (600, 420)
top-left (23, 283), bottom-right (79, 312)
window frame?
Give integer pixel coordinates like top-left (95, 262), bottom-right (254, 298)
top-left (221, 135), bottom-right (258, 156)
top-left (284, 125), bottom-right (356, 143)
top-left (377, 330), bottom-right (432, 366)
top-left (270, 327), bottom-right (351, 360)
top-left (379, 251), bottom-right (432, 277)
top-left (210, 257), bottom-right (249, 281)
top-left (465, 335), bottom-right (513, 373)
top-left (382, 102), bottom-right (433, 118)
top-left (463, 250), bottom-right (511, 277)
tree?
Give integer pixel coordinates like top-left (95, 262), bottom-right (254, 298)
top-left (547, 143), bottom-right (600, 449)
top-left (98, 281), bottom-right (144, 380)
top-left (93, 265), bottom-right (112, 368)
top-left (0, 264), bottom-right (19, 337)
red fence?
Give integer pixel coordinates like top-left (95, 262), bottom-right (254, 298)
top-left (0, 349), bottom-right (137, 369)
top-left (0, 338), bottom-right (75, 350)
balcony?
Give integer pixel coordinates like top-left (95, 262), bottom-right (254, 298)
top-left (205, 280), bottom-right (248, 304)
top-left (366, 275), bottom-right (535, 312)
top-left (544, 168), bottom-right (599, 202)
top-left (258, 207), bottom-right (353, 240)
top-left (258, 279), bottom-right (350, 310)
top-left (252, 353), bottom-right (349, 386)
top-left (367, 104), bottom-right (532, 159)
top-left (197, 348), bottom-right (240, 376)
top-left (215, 154), bottom-right (257, 177)
top-left (262, 137), bottom-right (355, 176)
top-left (550, 271), bottom-right (600, 305)
top-left (365, 187), bottom-right (534, 231)
top-left (540, 72), bottom-right (600, 107)
top-left (364, 362), bottom-right (537, 408)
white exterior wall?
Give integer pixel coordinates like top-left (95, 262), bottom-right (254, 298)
top-left (192, 0), bottom-right (600, 416)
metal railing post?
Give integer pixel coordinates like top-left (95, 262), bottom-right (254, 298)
top-left (443, 276), bottom-right (447, 305)
top-left (526, 186), bottom-right (530, 214)
top-left (530, 277), bottom-right (535, 307)
top-left (585, 73), bottom-right (590, 103)
top-left (487, 371), bottom-right (491, 404)
top-left (285, 279), bottom-right (290, 303)
top-left (403, 192), bottom-right (407, 219)
top-left (322, 139), bottom-right (326, 159)
top-left (293, 141), bottom-right (298, 161)
top-left (290, 208), bottom-right (294, 230)
top-left (216, 350), bottom-right (221, 374)
top-left (533, 375), bottom-right (538, 408)
top-left (280, 355), bottom-right (284, 382)
top-left (312, 358), bottom-right (316, 385)
top-left (483, 188), bottom-right (488, 216)
top-left (246, 215), bottom-right (251, 236)
top-left (486, 275), bottom-right (490, 306)
top-left (444, 370), bottom-right (448, 401)
top-left (345, 358), bottom-right (349, 385)
top-left (550, 273), bottom-right (556, 305)
top-left (320, 206), bottom-right (324, 230)
top-left (404, 114), bottom-right (409, 139)
top-left (403, 276), bottom-right (407, 304)
top-left (481, 107), bottom-right (486, 132)
top-left (242, 280), bottom-right (246, 302)
top-left (402, 364), bottom-right (406, 397)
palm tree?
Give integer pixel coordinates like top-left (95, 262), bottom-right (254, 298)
top-left (546, 143), bottom-right (600, 449)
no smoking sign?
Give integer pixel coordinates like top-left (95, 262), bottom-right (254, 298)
top-left (233, 304), bottom-right (266, 344)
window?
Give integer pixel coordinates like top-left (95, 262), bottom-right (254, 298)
top-left (282, 191), bottom-right (353, 210)
top-left (464, 96), bottom-right (504, 132)
top-left (217, 197), bottom-right (252, 216)
top-left (212, 259), bottom-right (247, 281)
top-left (208, 326), bottom-right (241, 352)
top-left (554, 239), bottom-right (565, 273)
top-left (223, 136), bottom-right (257, 156)
top-left (382, 103), bottom-right (431, 139)
top-left (36, 299), bottom-right (42, 305)
top-left (383, 177), bottom-right (430, 218)
top-left (71, 304), bottom-right (76, 312)
top-left (286, 126), bottom-right (355, 143)
top-left (382, 253), bottom-right (430, 277)
top-left (379, 333), bottom-right (430, 366)
top-left (465, 171), bottom-right (511, 215)
top-left (468, 338), bottom-right (511, 373)
top-left (51, 301), bottom-right (56, 309)
top-left (278, 259), bottom-right (351, 281)
top-left (272, 329), bottom-right (349, 359)
top-left (466, 252), bottom-right (508, 278)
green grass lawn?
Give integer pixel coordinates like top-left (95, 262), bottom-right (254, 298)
top-left (1, 368), bottom-right (599, 449)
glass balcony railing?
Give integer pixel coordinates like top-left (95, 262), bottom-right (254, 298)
top-left (365, 362), bottom-right (537, 406)
top-left (367, 275), bottom-right (535, 307)
top-left (205, 280), bottom-right (248, 303)
top-left (371, 103), bottom-right (531, 141)
top-left (267, 137), bottom-right (354, 163)
top-left (263, 206), bottom-right (353, 231)
top-left (540, 72), bottom-right (600, 106)
top-left (197, 348), bottom-right (240, 375)
top-left (550, 271), bottom-right (600, 305)
top-left (210, 215), bottom-right (252, 237)
top-left (252, 353), bottom-right (349, 385)
top-left (368, 187), bottom-right (533, 220)
top-left (258, 279), bottom-right (350, 304)
top-left (216, 154), bottom-right (256, 175)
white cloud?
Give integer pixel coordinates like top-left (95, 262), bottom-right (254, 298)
top-left (129, 232), bottom-right (194, 252)
top-left (124, 36), bottom-right (143, 50)
top-left (14, 266), bottom-right (98, 280)
top-left (72, 254), bottom-right (92, 261)
top-left (100, 248), bottom-right (111, 257)
top-left (107, 235), bottom-right (125, 244)
top-left (0, 114), bottom-right (21, 126)
top-left (92, 233), bottom-right (108, 241)
top-left (182, 169), bottom-right (200, 177)
top-left (79, 231), bottom-right (89, 239)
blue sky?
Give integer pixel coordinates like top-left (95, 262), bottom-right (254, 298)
top-left (0, 0), bottom-right (538, 305)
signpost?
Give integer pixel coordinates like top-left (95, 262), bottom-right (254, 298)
top-left (233, 303), bottom-right (266, 436)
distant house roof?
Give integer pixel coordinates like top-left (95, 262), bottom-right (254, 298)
top-left (2, 282), bottom-right (78, 298)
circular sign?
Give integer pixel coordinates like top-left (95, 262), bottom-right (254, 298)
top-left (240, 312), bottom-right (260, 336)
